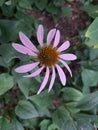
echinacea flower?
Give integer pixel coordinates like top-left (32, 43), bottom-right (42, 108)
top-left (12, 25), bottom-right (77, 94)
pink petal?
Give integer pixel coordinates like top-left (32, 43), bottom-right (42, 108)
top-left (15, 62), bottom-right (39, 73)
top-left (53, 30), bottom-right (60, 47)
top-left (60, 54), bottom-right (77, 61)
top-left (37, 67), bottom-right (49, 94)
top-left (23, 66), bottom-right (44, 78)
top-left (37, 25), bottom-right (44, 47)
top-left (19, 32), bottom-right (38, 53)
top-left (12, 43), bottom-right (37, 56)
top-left (59, 59), bottom-right (72, 77)
top-left (48, 66), bottom-right (56, 92)
top-left (94, 124), bottom-right (97, 130)
top-left (47, 29), bottom-right (56, 45)
top-left (57, 41), bottom-right (70, 52)
top-left (55, 64), bottom-right (66, 86)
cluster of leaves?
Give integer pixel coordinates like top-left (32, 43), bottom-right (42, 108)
top-left (0, 0), bottom-right (72, 23)
top-left (0, 0), bottom-right (98, 130)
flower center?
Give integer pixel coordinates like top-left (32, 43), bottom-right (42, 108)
top-left (38, 45), bottom-right (59, 67)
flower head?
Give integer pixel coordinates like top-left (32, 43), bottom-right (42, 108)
top-left (12, 25), bottom-right (77, 94)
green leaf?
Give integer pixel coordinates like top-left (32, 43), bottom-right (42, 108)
top-left (0, 73), bottom-right (13, 95)
top-left (94, 44), bottom-right (98, 48)
top-left (46, 3), bottom-right (61, 23)
top-left (63, 120), bottom-right (77, 130)
top-left (0, 19), bottom-right (33, 43)
top-left (53, 0), bottom-right (64, 6)
top-left (46, 3), bottom-right (61, 15)
top-left (10, 118), bottom-right (24, 130)
top-left (5, 0), bottom-right (12, 6)
top-left (81, 68), bottom-right (98, 87)
top-left (15, 5), bottom-right (36, 25)
top-left (0, 116), bottom-right (10, 130)
top-left (48, 124), bottom-right (59, 130)
top-left (29, 91), bottom-right (54, 117)
top-left (40, 119), bottom-right (50, 130)
top-left (77, 119), bottom-right (94, 130)
top-left (52, 106), bottom-right (71, 129)
top-left (89, 48), bottom-right (98, 60)
top-left (19, 0), bottom-right (32, 9)
top-left (85, 16), bottom-right (98, 47)
top-left (76, 91), bottom-right (98, 110)
top-left (0, 20), bottom-right (19, 42)
top-left (0, 56), bottom-right (8, 67)
top-left (52, 107), bottom-right (77, 130)
top-left (34, 0), bottom-right (47, 10)
top-left (17, 20), bottom-right (33, 37)
top-left (61, 87), bottom-right (83, 101)
top-left (18, 78), bottom-right (32, 98)
top-left (81, 5), bottom-right (98, 19)
top-left (75, 113), bottom-right (98, 124)
top-left (0, 44), bottom-right (16, 67)
top-left (0, 0), bottom-right (5, 6)
top-left (22, 118), bottom-right (38, 129)
top-left (1, 2), bottom-right (14, 17)
top-left (62, 7), bottom-right (72, 18)
top-left (15, 100), bottom-right (39, 119)
top-left (18, 77), bottom-right (40, 98)
top-left (29, 90), bottom-right (54, 107)
top-left (75, 113), bottom-right (98, 128)
top-left (65, 102), bottom-right (80, 114)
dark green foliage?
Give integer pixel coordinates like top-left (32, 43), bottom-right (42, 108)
top-left (0, 0), bottom-right (98, 130)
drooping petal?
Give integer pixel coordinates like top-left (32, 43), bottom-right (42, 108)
top-left (37, 25), bottom-right (44, 47)
top-left (59, 59), bottom-right (72, 77)
top-left (19, 32), bottom-right (38, 53)
top-left (15, 62), bottom-right (39, 73)
top-left (47, 29), bottom-right (56, 45)
top-left (53, 30), bottom-right (60, 47)
top-left (37, 67), bottom-right (49, 94)
top-left (55, 64), bottom-right (66, 86)
top-left (48, 66), bottom-right (56, 92)
top-left (57, 41), bottom-right (70, 52)
top-left (94, 124), bottom-right (97, 130)
top-left (60, 54), bottom-right (77, 61)
top-left (12, 43), bottom-right (37, 56)
top-left (23, 66), bottom-right (44, 78)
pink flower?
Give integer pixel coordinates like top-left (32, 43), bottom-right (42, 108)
top-left (12, 25), bottom-right (77, 94)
